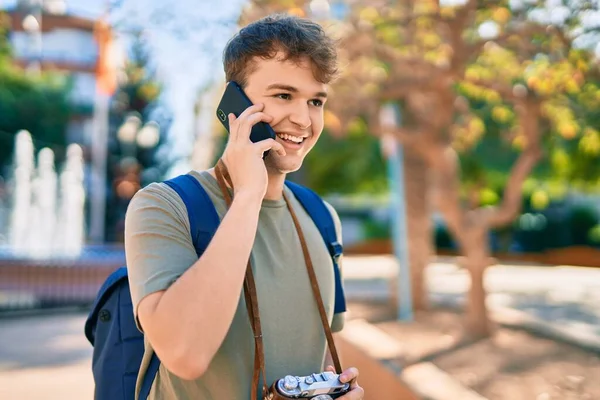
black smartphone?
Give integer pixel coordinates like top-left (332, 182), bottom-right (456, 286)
top-left (216, 81), bottom-right (277, 144)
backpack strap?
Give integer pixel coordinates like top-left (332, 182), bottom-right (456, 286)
top-left (84, 266), bottom-right (129, 345)
top-left (136, 174), bottom-right (221, 399)
top-left (284, 181), bottom-right (347, 314)
top-left (139, 353), bottom-right (160, 400)
top-left (164, 174), bottom-right (221, 256)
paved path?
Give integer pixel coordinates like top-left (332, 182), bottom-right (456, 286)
top-left (0, 312), bottom-right (93, 400)
top-left (343, 255), bottom-right (600, 346)
top-left (1, 256), bottom-right (599, 399)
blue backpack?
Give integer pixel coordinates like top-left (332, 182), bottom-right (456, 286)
top-left (84, 174), bottom-right (347, 400)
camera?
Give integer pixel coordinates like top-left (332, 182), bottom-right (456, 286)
top-left (268, 371), bottom-right (351, 399)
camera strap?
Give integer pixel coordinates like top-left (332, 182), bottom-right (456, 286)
top-left (215, 159), bottom-right (343, 400)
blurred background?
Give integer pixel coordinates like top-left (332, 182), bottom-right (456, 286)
top-left (0, 0), bottom-right (599, 399)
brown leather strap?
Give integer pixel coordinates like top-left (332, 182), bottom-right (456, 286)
top-left (215, 160), bottom-right (268, 399)
top-left (216, 158), bottom-right (234, 188)
top-left (214, 159), bottom-right (343, 398)
top-left (283, 191), bottom-right (343, 374)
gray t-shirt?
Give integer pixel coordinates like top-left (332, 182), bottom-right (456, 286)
top-left (125, 170), bottom-right (345, 400)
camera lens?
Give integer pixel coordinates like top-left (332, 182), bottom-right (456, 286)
top-left (217, 109), bottom-right (226, 121)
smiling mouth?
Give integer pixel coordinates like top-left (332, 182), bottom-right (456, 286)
top-left (276, 133), bottom-right (306, 145)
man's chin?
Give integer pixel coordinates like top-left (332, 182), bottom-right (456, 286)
top-left (265, 153), bottom-right (303, 175)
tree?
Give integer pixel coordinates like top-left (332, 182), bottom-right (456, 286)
top-left (104, 31), bottom-right (166, 242)
top-left (241, 0), bottom-right (438, 312)
top-left (331, 0), bottom-right (600, 337)
top-left (108, 0), bottom-right (245, 175)
top-left (245, 0), bottom-right (600, 337)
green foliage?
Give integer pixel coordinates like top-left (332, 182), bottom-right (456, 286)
top-left (0, 13), bottom-right (11, 60)
top-left (0, 15), bottom-right (72, 171)
top-left (102, 31), bottom-right (167, 242)
top-left (208, 118), bottom-right (388, 197)
top-left (111, 31), bottom-right (162, 116)
top-left (567, 204), bottom-right (599, 245)
top-left (362, 218), bottom-right (390, 240)
top-left (248, 1), bottom-right (600, 201)
top-left (457, 68), bottom-right (600, 202)
top-left (302, 119), bottom-right (388, 195)
top-left (433, 201), bottom-right (600, 252)
top-left (456, 97), bottom-right (520, 187)
top-left (509, 201), bottom-right (600, 251)
top-left (589, 224), bottom-right (600, 244)
top-left (109, 32), bottom-right (166, 172)
top-left (0, 12), bottom-right (73, 170)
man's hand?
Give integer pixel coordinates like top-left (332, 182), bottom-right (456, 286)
top-left (325, 365), bottom-right (364, 399)
top-left (222, 103), bottom-right (286, 201)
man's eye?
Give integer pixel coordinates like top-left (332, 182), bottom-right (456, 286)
top-left (276, 93), bottom-right (291, 100)
top-left (310, 99), bottom-right (323, 107)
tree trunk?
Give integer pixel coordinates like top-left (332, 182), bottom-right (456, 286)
top-left (403, 149), bottom-right (431, 310)
top-left (460, 225), bottom-right (492, 338)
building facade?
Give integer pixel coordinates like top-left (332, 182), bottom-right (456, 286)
top-left (5, 0), bottom-right (99, 147)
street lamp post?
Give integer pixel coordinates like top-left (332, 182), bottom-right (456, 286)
top-left (21, 3), bottom-right (42, 76)
top-left (136, 121), bottom-right (161, 150)
top-left (379, 104), bottom-right (413, 322)
top-left (116, 115), bottom-right (161, 181)
top-left (108, 117), bottom-right (160, 241)
top-left (117, 113), bottom-right (142, 158)
top-left (117, 114), bottom-right (160, 158)
top-left (90, 111), bottom-right (160, 244)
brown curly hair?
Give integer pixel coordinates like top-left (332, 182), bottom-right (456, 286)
top-left (223, 14), bottom-right (338, 87)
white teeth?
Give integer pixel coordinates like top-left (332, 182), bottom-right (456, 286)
top-left (277, 133), bottom-right (304, 143)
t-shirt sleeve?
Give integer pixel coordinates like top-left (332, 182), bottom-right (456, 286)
top-left (324, 201), bottom-right (346, 333)
top-left (124, 182), bottom-right (199, 329)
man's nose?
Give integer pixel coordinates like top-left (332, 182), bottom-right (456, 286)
top-left (289, 105), bottom-right (311, 130)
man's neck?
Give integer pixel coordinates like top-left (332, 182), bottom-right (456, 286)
top-left (264, 168), bottom-right (286, 201)
top-left (206, 167), bottom-right (286, 201)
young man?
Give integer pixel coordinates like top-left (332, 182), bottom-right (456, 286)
top-left (125, 14), bottom-right (364, 400)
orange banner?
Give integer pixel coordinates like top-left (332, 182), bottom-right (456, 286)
top-left (94, 18), bottom-right (117, 96)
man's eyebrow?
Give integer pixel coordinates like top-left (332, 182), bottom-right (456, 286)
top-left (266, 83), bottom-right (327, 98)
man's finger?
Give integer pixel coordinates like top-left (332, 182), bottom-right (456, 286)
top-left (235, 103), bottom-right (264, 134)
top-left (255, 139), bottom-right (286, 156)
top-left (238, 112), bottom-right (274, 140)
top-left (325, 365), bottom-right (336, 373)
top-left (343, 387), bottom-right (364, 399)
top-left (229, 103), bottom-right (263, 140)
top-left (237, 103), bottom-right (264, 121)
top-left (227, 113), bottom-right (238, 139)
top-left (340, 367), bottom-right (359, 383)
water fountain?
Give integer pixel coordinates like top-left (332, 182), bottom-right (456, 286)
top-left (29, 147), bottom-right (58, 259)
top-left (0, 130), bottom-right (124, 311)
top-left (7, 130), bottom-right (85, 259)
top-left (8, 130), bottom-right (35, 257)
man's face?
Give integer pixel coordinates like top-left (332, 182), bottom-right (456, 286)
top-left (243, 52), bottom-right (327, 174)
